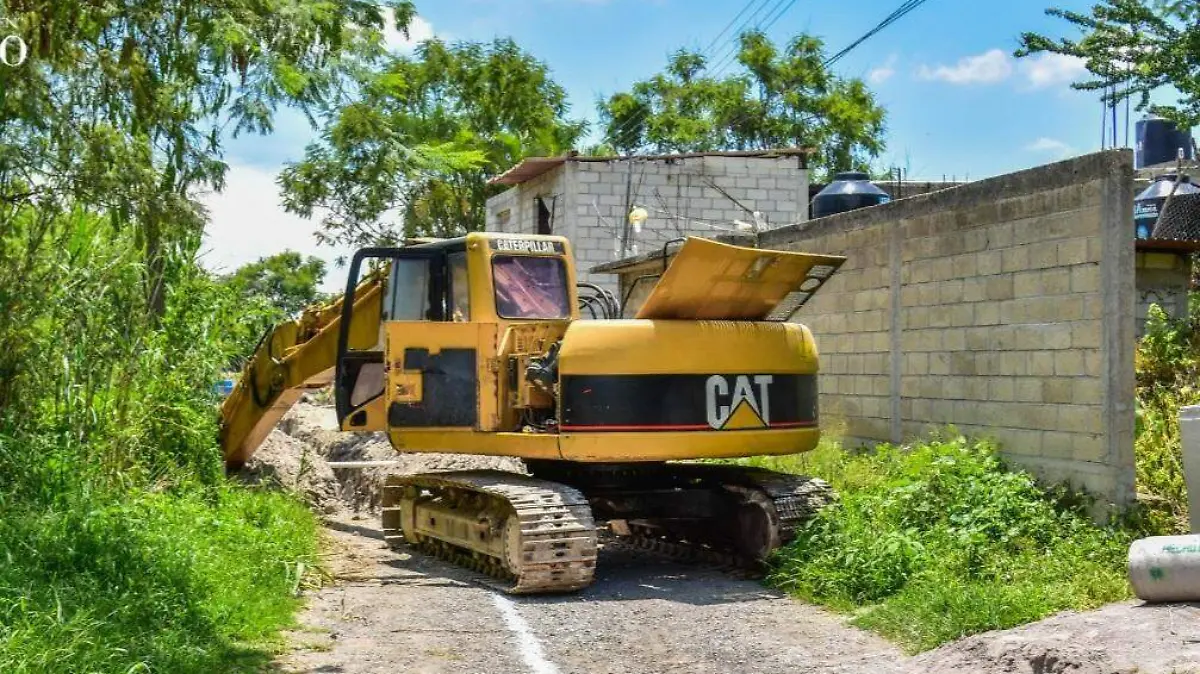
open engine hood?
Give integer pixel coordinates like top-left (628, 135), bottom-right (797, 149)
top-left (634, 237), bottom-right (846, 321)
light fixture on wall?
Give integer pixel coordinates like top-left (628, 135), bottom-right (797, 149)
top-left (628, 206), bottom-right (648, 234)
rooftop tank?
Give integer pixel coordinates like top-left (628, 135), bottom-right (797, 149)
top-left (812, 171), bottom-right (891, 219)
top-left (1135, 174), bottom-right (1200, 240)
top-left (1135, 115), bottom-right (1195, 169)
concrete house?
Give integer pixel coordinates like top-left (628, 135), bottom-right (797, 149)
top-left (484, 149), bottom-right (811, 290)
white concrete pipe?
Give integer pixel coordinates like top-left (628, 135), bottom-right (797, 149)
top-left (1129, 535), bottom-right (1200, 602)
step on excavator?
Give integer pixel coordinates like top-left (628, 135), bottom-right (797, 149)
top-left (219, 233), bottom-right (845, 593)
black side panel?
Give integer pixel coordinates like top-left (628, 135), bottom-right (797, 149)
top-left (388, 349), bottom-right (478, 427)
top-left (560, 373), bottom-right (818, 432)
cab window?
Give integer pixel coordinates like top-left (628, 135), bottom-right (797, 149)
top-left (448, 251), bottom-right (470, 322)
top-left (385, 258), bottom-right (432, 320)
top-left (492, 255), bottom-right (570, 319)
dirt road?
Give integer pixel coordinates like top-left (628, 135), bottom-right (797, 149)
top-left (277, 515), bottom-right (905, 674)
top-left (265, 403), bottom-right (1200, 674)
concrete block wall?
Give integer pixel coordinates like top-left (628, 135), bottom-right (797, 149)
top-left (757, 151), bottom-right (1137, 506)
top-left (486, 154), bottom-right (809, 292)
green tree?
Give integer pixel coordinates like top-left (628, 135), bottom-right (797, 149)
top-left (279, 37), bottom-right (587, 244)
top-left (1018, 0), bottom-right (1200, 129)
top-left (227, 251), bottom-right (327, 317)
top-left (0, 1), bottom-right (408, 320)
top-left (598, 31), bottom-right (887, 176)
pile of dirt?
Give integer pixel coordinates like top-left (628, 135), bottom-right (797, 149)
top-left (239, 428), bottom-right (342, 514)
top-left (905, 601), bottom-right (1200, 674)
top-left (241, 397), bottom-right (522, 514)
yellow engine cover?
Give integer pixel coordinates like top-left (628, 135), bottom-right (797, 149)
top-left (555, 320), bottom-right (821, 462)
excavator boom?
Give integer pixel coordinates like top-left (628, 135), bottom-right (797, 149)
top-left (219, 271), bottom-right (384, 468)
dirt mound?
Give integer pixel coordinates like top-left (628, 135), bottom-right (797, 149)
top-left (906, 602), bottom-right (1200, 674)
top-left (241, 397), bottom-right (522, 513)
top-left (239, 428), bottom-right (342, 514)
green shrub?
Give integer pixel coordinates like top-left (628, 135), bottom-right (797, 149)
top-left (750, 437), bottom-right (1131, 653)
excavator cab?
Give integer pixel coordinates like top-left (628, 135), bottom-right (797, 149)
top-left (333, 234), bottom-right (578, 451)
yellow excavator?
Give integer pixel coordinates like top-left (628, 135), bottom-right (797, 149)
top-left (219, 233), bottom-right (845, 593)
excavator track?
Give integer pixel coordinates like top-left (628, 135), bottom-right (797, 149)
top-left (381, 470), bottom-right (598, 594)
top-left (608, 464), bottom-right (834, 570)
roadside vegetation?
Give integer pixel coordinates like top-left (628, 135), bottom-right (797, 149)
top-left (747, 438), bottom-right (1132, 653)
top-left (0, 214), bottom-right (321, 673)
top-left (752, 291), bottom-right (1200, 653)
top-left (1133, 300), bottom-right (1200, 533)
top-left (0, 3), bottom-right (404, 669)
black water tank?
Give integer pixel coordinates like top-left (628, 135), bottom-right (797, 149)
top-left (1135, 115), bottom-right (1195, 169)
top-left (812, 172), bottom-right (891, 219)
top-left (1134, 174), bottom-right (1200, 239)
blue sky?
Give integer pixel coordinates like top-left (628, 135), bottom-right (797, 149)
top-left (203, 0), bottom-right (1162, 288)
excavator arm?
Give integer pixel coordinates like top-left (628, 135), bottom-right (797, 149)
top-left (219, 271), bottom-right (384, 469)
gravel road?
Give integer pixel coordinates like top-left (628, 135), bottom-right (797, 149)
top-left (276, 515), bottom-right (905, 674)
top-left (266, 403), bottom-right (1200, 674)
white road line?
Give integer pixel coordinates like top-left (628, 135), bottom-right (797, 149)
top-left (491, 593), bottom-right (559, 674)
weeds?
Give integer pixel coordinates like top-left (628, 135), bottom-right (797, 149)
top-left (749, 437), bottom-right (1132, 653)
top-left (753, 295), bottom-right (1200, 651)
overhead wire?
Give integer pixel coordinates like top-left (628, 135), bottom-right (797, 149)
top-left (714, 0), bottom-right (931, 151)
top-left (700, 0), bottom-right (766, 62)
top-left (822, 0), bottom-right (930, 67)
top-left (603, 0), bottom-right (777, 149)
top-left (701, 0), bottom-right (793, 82)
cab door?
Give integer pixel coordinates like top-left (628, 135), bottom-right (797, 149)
top-left (335, 247), bottom-right (441, 430)
top-left (384, 248), bottom-right (498, 433)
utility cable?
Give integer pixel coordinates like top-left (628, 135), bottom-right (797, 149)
top-left (713, 0), bottom-right (928, 151)
top-left (702, 0), bottom-right (794, 81)
top-left (604, 0), bottom-right (779, 149)
top-left (823, 0), bottom-right (929, 67)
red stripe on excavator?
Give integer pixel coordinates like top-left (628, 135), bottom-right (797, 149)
top-left (559, 421), bottom-right (817, 432)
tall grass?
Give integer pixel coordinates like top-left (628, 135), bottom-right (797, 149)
top-left (750, 438), bottom-right (1132, 653)
top-left (0, 210), bottom-right (319, 672)
top-left (756, 295), bottom-right (1200, 652)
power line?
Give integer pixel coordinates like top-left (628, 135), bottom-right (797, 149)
top-left (701, 0), bottom-right (791, 81)
top-left (605, 0), bottom-right (773, 147)
top-left (714, 0), bottom-right (931, 149)
top-left (684, 0), bottom-right (808, 149)
top-left (700, 0), bottom-right (766, 61)
top-left (823, 0), bottom-right (930, 67)
top-left (604, 0), bottom-right (779, 149)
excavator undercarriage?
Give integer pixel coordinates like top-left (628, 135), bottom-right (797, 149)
top-left (381, 471), bottom-right (599, 593)
top-left (381, 463), bottom-right (833, 593)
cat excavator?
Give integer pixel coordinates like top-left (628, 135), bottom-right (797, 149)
top-left (219, 233), bottom-right (845, 593)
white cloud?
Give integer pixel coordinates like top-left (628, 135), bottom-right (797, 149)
top-left (198, 163), bottom-right (353, 294)
top-left (1017, 53), bottom-right (1088, 89)
top-left (385, 14), bottom-right (435, 52)
top-left (1025, 137), bottom-right (1074, 157)
top-left (917, 49), bottom-right (1013, 85)
top-left (868, 55), bottom-right (898, 85)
